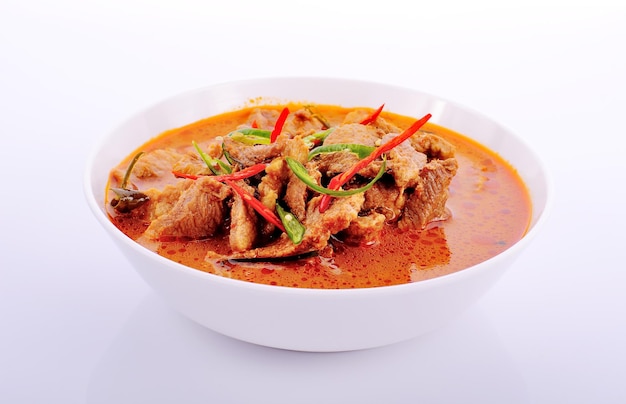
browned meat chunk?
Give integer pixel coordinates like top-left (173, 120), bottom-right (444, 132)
top-left (363, 181), bottom-right (407, 222)
top-left (229, 181), bottom-right (258, 252)
top-left (133, 149), bottom-right (185, 179)
top-left (411, 132), bottom-right (456, 160)
top-left (244, 108), bottom-right (279, 129)
top-left (399, 158), bottom-right (458, 230)
top-left (143, 177), bottom-right (231, 240)
top-left (383, 132), bottom-right (428, 189)
top-left (283, 108), bottom-right (326, 137)
top-left (340, 212), bottom-right (387, 245)
top-left (323, 123), bottom-right (381, 147)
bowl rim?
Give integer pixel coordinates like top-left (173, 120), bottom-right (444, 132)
top-left (83, 76), bottom-right (554, 296)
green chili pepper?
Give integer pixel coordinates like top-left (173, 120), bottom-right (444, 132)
top-left (193, 141), bottom-right (232, 175)
top-left (222, 145), bottom-right (235, 165)
top-left (308, 143), bottom-right (376, 160)
top-left (275, 203), bottom-right (306, 245)
top-left (227, 128), bottom-right (272, 145)
top-left (285, 156), bottom-right (386, 197)
top-left (303, 128), bottom-right (334, 148)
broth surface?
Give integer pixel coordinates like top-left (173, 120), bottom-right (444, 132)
top-left (108, 104), bottom-right (531, 288)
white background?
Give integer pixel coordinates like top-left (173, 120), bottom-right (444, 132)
top-left (2, 0), bottom-right (625, 403)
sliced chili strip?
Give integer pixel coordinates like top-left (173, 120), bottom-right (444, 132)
top-left (213, 163), bottom-right (267, 181)
top-left (270, 107), bottom-right (290, 143)
top-left (276, 203), bottom-right (306, 245)
top-left (360, 104), bottom-right (385, 125)
top-left (172, 171), bottom-right (200, 180)
top-left (224, 179), bottom-right (286, 232)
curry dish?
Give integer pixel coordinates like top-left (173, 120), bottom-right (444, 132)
top-left (106, 103), bottom-right (531, 288)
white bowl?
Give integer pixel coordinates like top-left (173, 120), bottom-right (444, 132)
top-left (84, 77), bottom-right (551, 352)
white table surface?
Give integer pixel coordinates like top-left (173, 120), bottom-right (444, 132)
top-left (2, 1), bottom-right (625, 402)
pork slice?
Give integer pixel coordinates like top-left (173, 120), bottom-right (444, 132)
top-left (363, 181), bottom-right (407, 222)
top-left (143, 177), bottom-right (231, 240)
top-left (398, 158), bottom-right (458, 230)
top-left (244, 108), bottom-right (279, 129)
top-left (229, 181), bottom-right (258, 252)
top-left (283, 108), bottom-right (326, 137)
top-left (340, 212), bottom-right (387, 245)
top-left (132, 148), bottom-right (185, 179)
top-left (411, 132), bottom-right (456, 160)
top-left (382, 132), bottom-right (428, 189)
top-left (322, 123), bottom-right (381, 146)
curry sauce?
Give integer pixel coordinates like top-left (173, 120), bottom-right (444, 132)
top-left (107, 104), bottom-right (531, 289)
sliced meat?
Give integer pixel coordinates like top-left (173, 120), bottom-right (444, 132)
top-left (312, 149), bottom-right (362, 178)
top-left (283, 108), bottom-right (326, 137)
top-left (363, 181), bottom-right (407, 222)
top-left (411, 132), bottom-right (456, 160)
top-left (229, 181), bottom-right (258, 252)
top-left (382, 132), bottom-right (428, 189)
top-left (244, 108), bottom-right (279, 129)
top-left (340, 212), bottom-right (387, 245)
top-left (322, 122), bottom-right (381, 147)
top-left (143, 177), bottom-right (231, 240)
top-left (133, 148), bottom-right (185, 179)
top-left (399, 158), bottom-right (458, 230)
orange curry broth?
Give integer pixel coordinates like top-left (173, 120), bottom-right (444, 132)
top-left (107, 103), bottom-right (532, 289)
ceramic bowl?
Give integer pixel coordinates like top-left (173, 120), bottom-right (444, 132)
top-left (84, 77), bottom-right (551, 352)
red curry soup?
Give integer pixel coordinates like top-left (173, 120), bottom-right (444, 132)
top-left (106, 103), bottom-right (531, 289)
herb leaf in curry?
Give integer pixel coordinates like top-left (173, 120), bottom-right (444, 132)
top-left (110, 151), bottom-right (150, 213)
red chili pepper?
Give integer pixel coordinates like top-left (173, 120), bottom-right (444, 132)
top-left (319, 113), bottom-right (432, 212)
top-left (224, 179), bottom-right (286, 232)
top-left (270, 107), bottom-right (290, 143)
top-left (172, 163), bottom-right (267, 182)
top-left (172, 171), bottom-right (199, 180)
top-left (213, 163), bottom-right (267, 181)
top-left (251, 119), bottom-right (259, 128)
top-left (360, 104), bottom-right (385, 125)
